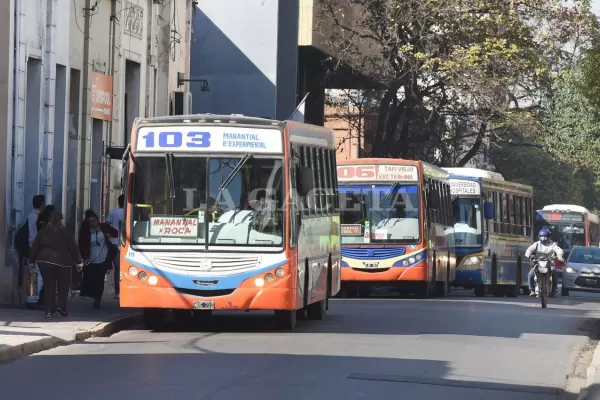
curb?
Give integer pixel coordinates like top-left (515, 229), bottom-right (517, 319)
top-left (577, 344), bottom-right (600, 400)
top-left (0, 313), bottom-right (141, 363)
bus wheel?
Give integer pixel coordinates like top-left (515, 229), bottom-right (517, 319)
top-left (143, 308), bottom-right (166, 330)
top-left (306, 300), bottom-right (326, 320)
top-left (274, 310), bottom-right (297, 330)
top-left (474, 285), bottom-right (485, 297)
top-left (435, 280), bottom-right (448, 297)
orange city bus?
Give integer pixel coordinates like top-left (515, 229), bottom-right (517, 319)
top-left (337, 158), bottom-right (456, 298)
top-left (115, 114), bottom-right (341, 329)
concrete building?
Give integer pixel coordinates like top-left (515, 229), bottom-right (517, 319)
top-left (0, 0), bottom-right (194, 305)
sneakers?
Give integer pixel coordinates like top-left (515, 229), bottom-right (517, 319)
top-left (56, 308), bottom-right (68, 317)
top-left (44, 310), bottom-right (54, 317)
top-left (529, 291), bottom-right (536, 297)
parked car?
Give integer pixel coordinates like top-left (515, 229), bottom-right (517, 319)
top-left (562, 246), bottom-right (600, 296)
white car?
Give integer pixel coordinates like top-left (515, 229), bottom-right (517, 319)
top-left (562, 246), bottom-right (600, 296)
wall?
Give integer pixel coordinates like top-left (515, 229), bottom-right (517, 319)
top-left (0, 0), bottom-right (14, 304)
top-left (190, 0), bottom-right (298, 119)
top-left (0, 0), bottom-right (194, 304)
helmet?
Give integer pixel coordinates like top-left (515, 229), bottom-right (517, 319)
top-left (538, 229), bottom-right (551, 244)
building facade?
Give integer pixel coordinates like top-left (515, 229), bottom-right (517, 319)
top-left (0, 0), bottom-right (194, 304)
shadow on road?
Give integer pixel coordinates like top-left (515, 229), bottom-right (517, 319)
top-left (0, 351), bottom-right (566, 400)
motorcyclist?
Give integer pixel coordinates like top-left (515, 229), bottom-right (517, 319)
top-left (524, 229), bottom-right (564, 298)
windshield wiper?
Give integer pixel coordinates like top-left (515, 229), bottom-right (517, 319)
top-left (343, 182), bottom-right (364, 204)
top-left (165, 153), bottom-right (176, 200)
top-left (219, 154), bottom-right (252, 192)
top-left (380, 182), bottom-right (398, 207)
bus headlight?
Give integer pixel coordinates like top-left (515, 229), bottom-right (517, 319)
top-left (264, 273), bottom-right (275, 283)
top-left (255, 278), bottom-right (265, 287)
top-left (409, 257), bottom-right (416, 264)
top-left (275, 268), bottom-right (285, 278)
top-left (138, 271), bottom-right (148, 280)
top-left (463, 256), bottom-right (483, 266)
top-left (128, 266), bottom-right (138, 276)
top-left (148, 276), bottom-right (159, 286)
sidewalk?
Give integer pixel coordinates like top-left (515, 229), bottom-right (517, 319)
top-left (0, 296), bottom-right (140, 363)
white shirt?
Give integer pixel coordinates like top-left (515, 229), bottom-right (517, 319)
top-left (90, 229), bottom-right (108, 264)
top-left (27, 209), bottom-right (40, 247)
top-left (525, 240), bottom-right (564, 261)
top-left (106, 207), bottom-right (124, 246)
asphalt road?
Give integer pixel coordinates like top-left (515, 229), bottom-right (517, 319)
top-left (2, 288), bottom-right (600, 400)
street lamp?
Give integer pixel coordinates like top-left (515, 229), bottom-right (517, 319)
top-left (177, 72), bottom-right (210, 91)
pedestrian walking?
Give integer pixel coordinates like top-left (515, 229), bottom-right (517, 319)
top-left (106, 194), bottom-right (124, 299)
top-left (78, 209), bottom-right (118, 309)
top-left (28, 210), bottom-right (84, 317)
top-left (35, 204), bottom-right (56, 306)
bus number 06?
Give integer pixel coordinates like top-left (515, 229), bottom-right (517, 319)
top-left (337, 165), bottom-right (376, 179)
top-left (142, 131), bottom-right (211, 148)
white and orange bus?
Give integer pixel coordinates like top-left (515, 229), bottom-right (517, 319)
top-left (115, 114), bottom-right (340, 329)
top-left (337, 158), bottom-right (456, 298)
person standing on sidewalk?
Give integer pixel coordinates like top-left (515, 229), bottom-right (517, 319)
top-left (106, 195), bottom-right (124, 299)
top-left (28, 210), bottom-right (84, 317)
top-left (78, 209), bottom-right (118, 309)
top-left (28, 195), bottom-right (45, 308)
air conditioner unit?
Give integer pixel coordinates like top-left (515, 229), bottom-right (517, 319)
top-left (171, 91), bottom-right (193, 115)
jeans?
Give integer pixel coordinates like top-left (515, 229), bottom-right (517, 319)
top-left (528, 267), bottom-right (558, 293)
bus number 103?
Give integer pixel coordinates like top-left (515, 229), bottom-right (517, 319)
top-left (142, 131), bottom-right (211, 148)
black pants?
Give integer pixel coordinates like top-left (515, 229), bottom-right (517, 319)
top-left (80, 262), bottom-right (108, 301)
top-left (38, 262), bottom-right (71, 311)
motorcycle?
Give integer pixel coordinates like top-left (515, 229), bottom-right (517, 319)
top-left (531, 254), bottom-right (554, 309)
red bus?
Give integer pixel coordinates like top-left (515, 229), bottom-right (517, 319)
top-left (535, 204), bottom-right (600, 269)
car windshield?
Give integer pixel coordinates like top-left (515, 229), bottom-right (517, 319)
top-left (339, 184), bottom-right (420, 244)
top-left (130, 156), bottom-right (284, 248)
top-left (452, 197), bottom-right (483, 246)
top-left (569, 247), bottom-right (600, 264)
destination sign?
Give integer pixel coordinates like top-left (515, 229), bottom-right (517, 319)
top-left (341, 224), bottom-right (362, 236)
top-left (337, 165), bottom-right (419, 182)
top-left (450, 179), bottom-right (481, 196)
top-left (135, 126), bottom-right (283, 154)
top-left (537, 211), bottom-right (584, 223)
top-left (149, 217), bottom-right (199, 237)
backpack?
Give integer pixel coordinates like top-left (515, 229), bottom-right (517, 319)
top-left (15, 220), bottom-right (29, 258)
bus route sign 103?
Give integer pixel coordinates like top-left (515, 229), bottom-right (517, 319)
top-left (135, 126), bottom-right (284, 154)
top-left (149, 217), bottom-right (198, 237)
top-left (449, 179), bottom-right (481, 196)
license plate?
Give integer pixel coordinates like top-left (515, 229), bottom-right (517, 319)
top-left (586, 279), bottom-right (598, 285)
top-left (193, 301), bottom-right (215, 310)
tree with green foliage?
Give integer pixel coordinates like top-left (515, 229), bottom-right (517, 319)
top-left (321, 0), bottom-right (597, 165)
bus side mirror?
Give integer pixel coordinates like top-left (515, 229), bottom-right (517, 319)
top-left (298, 166), bottom-right (314, 197)
top-left (484, 201), bottom-right (494, 220)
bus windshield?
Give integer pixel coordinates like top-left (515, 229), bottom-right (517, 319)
top-left (536, 222), bottom-right (586, 254)
top-left (130, 156), bottom-right (284, 248)
top-left (452, 197), bottom-right (483, 246)
top-left (339, 184), bottom-right (420, 245)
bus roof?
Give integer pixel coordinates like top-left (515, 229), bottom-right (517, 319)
top-left (443, 167), bottom-right (505, 181)
top-left (135, 113), bottom-right (334, 138)
top-left (542, 204), bottom-right (592, 214)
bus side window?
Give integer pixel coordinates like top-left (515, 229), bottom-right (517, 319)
top-left (299, 146), bottom-right (310, 217)
top-left (120, 159), bottom-right (130, 247)
top-left (329, 149), bottom-right (339, 213)
top-left (290, 146), bottom-right (300, 247)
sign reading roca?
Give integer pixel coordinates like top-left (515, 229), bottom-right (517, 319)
top-left (91, 72), bottom-right (113, 121)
